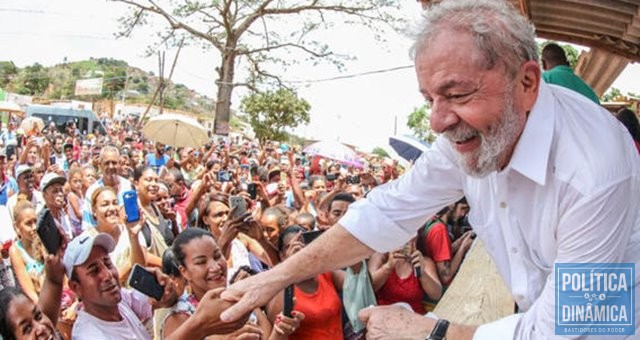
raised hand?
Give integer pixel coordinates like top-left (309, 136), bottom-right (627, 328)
top-left (273, 311), bottom-right (305, 336)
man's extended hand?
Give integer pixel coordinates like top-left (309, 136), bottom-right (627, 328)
top-left (220, 270), bottom-right (286, 323)
top-left (193, 288), bottom-right (251, 335)
top-left (358, 305), bottom-right (432, 340)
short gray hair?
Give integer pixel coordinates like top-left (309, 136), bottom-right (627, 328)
top-left (99, 145), bottom-right (120, 162)
top-left (411, 0), bottom-right (537, 79)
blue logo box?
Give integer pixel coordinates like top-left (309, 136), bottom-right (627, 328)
top-left (555, 263), bottom-right (635, 335)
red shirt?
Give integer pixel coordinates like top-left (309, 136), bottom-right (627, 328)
top-left (376, 270), bottom-right (426, 314)
top-left (290, 272), bottom-right (342, 340)
top-left (423, 221), bottom-right (452, 263)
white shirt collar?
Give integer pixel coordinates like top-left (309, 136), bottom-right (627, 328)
top-left (508, 81), bottom-right (555, 186)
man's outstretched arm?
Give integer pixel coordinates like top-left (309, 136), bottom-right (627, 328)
top-left (220, 224), bottom-right (372, 322)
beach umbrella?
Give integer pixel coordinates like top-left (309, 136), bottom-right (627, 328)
top-left (303, 140), bottom-right (363, 168)
top-left (20, 116), bottom-right (45, 133)
top-left (389, 135), bottom-right (430, 162)
top-left (142, 114), bottom-right (209, 148)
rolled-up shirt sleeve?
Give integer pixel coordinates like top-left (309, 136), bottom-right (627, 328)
top-left (339, 137), bottom-right (465, 253)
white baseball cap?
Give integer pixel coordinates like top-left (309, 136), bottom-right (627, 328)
top-left (63, 233), bottom-right (116, 279)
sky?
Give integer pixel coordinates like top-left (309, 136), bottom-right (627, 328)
top-left (1, 0), bottom-right (638, 154)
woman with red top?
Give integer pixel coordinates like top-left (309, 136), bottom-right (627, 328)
top-left (266, 225), bottom-right (344, 340)
top-left (369, 238), bottom-right (442, 314)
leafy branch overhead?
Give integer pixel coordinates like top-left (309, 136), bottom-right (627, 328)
top-left (112, 0), bottom-right (404, 132)
top-left (240, 88), bottom-right (310, 142)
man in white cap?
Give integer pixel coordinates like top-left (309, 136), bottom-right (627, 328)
top-left (65, 232), bottom-right (154, 339)
top-left (6, 164), bottom-right (44, 223)
top-left (65, 233), bottom-right (251, 339)
top-left (40, 172), bottom-right (73, 238)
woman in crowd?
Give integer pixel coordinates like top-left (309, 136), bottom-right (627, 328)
top-left (156, 182), bottom-right (182, 235)
top-left (197, 192), bottom-right (279, 277)
top-left (266, 225), bottom-right (342, 339)
top-left (133, 166), bottom-right (173, 267)
top-left (369, 239), bottom-right (442, 314)
top-left (18, 139), bottom-right (40, 167)
top-left (9, 202), bottom-right (45, 303)
top-left (0, 230), bottom-right (65, 340)
top-left (66, 167), bottom-right (85, 237)
top-left (162, 228), bottom-right (269, 339)
top-left (82, 186), bottom-right (146, 283)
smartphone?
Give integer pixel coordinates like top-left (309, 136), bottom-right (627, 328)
top-left (302, 230), bottom-right (322, 245)
top-left (347, 175), bottom-right (360, 184)
top-left (128, 264), bottom-right (164, 300)
top-left (247, 183), bottom-right (257, 200)
top-left (217, 170), bottom-right (230, 182)
top-left (49, 155), bottom-right (56, 166)
top-left (229, 195), bottom-right (247, 219)
top-left (325, 173), bottom-right (338, 181)
top-left (283, 285), bottom-right (294, 317)
top-left (36, 209), bottom-right (62, 254)
top-left (123, 190), bottom-right (140, 223)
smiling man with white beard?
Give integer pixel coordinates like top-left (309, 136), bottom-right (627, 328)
top-left (220, 0), bottom-right (640, 339)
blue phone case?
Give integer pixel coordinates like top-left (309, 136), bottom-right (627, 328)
top-left (123, 190), bottom-right (140, 223)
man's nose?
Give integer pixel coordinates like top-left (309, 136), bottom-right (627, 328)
top-left (430, 99), bottom-right (460, 134)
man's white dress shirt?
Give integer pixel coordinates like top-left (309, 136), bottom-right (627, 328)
top-left (340, 82), bottom-right (640, 339)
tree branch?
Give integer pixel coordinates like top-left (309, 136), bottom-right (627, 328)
top-left (237, 42), bottom-right (332, 58)
top-left (112, 0), bottom-right (224, 51)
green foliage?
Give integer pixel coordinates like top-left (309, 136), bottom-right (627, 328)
top-left (240, 88), bottom-right (311, 142)
top-left (406, 105), bottom-right (437, 144)
top-left (0, 61), bottom-right (19, 89)
top-left (371, 147), bottom-right (390, 158)
top-left (0, 58), bottom-right (210, 113)
top-left (602, 87), bottom-right (623, 102)
top-left (17, 63), bottom-right (50, 95)
top-left (539, 41), bottom-right (580, 69)
top-left (601, 87), bottom-right (639, 104)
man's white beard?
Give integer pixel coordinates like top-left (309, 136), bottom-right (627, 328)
top-left (444, 86), bottom-right (521, 178)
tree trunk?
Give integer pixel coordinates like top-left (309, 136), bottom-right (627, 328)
top-left (214, 49), bottom-right (236, 136)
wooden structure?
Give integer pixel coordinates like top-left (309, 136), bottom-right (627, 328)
top-left (418, 0), bottom-right (640, 96)
top-left (433, 240), bottom-right (514, 325)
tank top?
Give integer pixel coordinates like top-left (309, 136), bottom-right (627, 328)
top-left (290, 272), bottom-right (343, 340)
top-left (15, 240), bottom-right (45, 292)
top-left (376, 270), bottom-right (426, 314)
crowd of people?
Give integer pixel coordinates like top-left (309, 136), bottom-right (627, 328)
top-left (0, 110), bottom-right (473, 339)
top-left (2, 0), bottom-right (640, 339)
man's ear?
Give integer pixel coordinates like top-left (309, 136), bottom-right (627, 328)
top-left (69, 278), bottom-right (82, 300)
top-left (516, 60), bottom-right (541, 113)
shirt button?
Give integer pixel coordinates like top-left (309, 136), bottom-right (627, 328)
top-left (500, 202), bottom-right (507, 208)
top-left (511, 247), bottom-right (518, 254)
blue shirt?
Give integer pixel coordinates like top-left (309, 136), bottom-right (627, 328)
top-left (145, 153), bottom-right (170, 174)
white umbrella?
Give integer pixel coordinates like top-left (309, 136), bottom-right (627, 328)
top-left (20, 116), bottom-right (45, 133)
top-left (303, 140), bottom-right (363, 168)
top-left (0, 101), bottom-right (23, 113)
top-left (142, 114), bottom-right (209, 148)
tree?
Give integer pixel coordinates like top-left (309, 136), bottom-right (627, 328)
top-left (601, 87), bottom-right (624, 102)
top-left (114, 0), bottom-right (403, 135)
top-left (240, 88), bottom-right (310, 142)
top-left (406, 105), bottom-right (437, 144)
top-left (371, 147), bottom-right (389, 158)
top-left (17, 63), bottom-right (50, 96)
top-left (0, 61), bottom-right (19, 89)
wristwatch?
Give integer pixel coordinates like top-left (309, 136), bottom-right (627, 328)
top-left (426, 319), bottom-right (450, 340)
